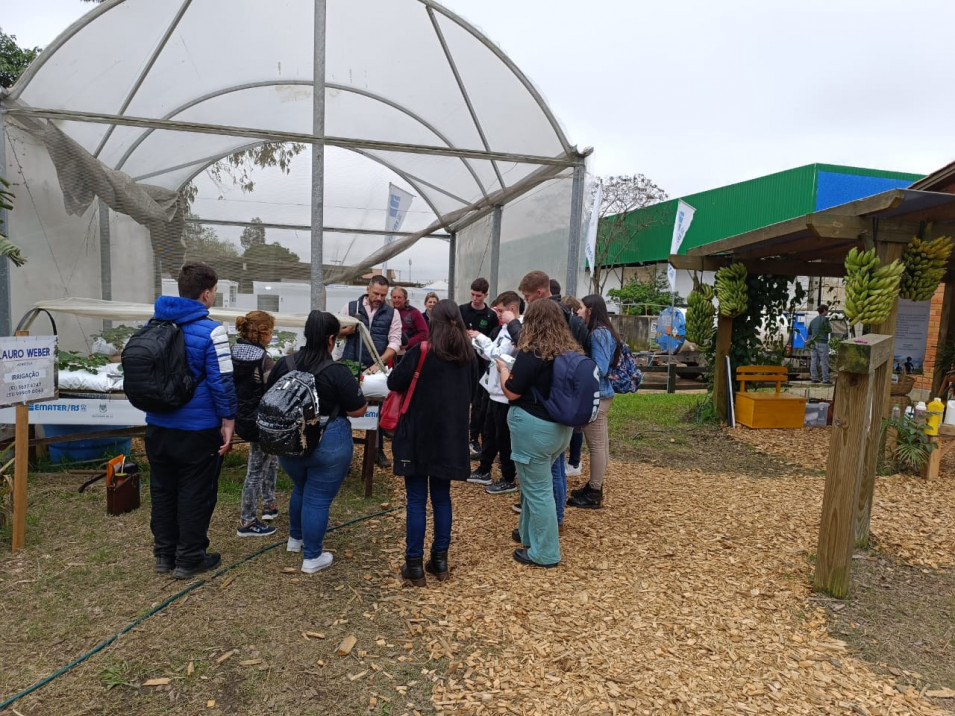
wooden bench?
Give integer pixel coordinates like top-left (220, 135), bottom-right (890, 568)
top-left (735, 365), bottom-right (807, 429)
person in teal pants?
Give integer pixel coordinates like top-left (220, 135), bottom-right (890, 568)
top-left (496, 299), bottom-right (578, 567)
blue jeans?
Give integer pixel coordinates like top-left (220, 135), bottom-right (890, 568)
top-left (279, 418), bottom-right (353, 560)
top-left (508, 407), bottom-right (572, 565)
top-left (403, 476), bottom-right (452, 559)
top-left (551, 453), bottom-right (566, 527)
top-left (810, 341), bottom-right (829, 382)
top-left (568, 430), bottom-right (583, 467)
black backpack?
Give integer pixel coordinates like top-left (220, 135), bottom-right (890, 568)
top-left (256, 356), bottom-right (338, 457)
top-left (121, 319), bottom-right (201, 413)
top-left (232, 342), bottom-right (269, 442)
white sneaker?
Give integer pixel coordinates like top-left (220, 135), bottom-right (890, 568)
top-left (565, 462), bottom-right (582, 476)
top-left (302, 552), bottom-right (333, 574)
top-left (286, 537), bottom-right (303, 553)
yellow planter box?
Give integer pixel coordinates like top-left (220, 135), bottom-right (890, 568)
top-left (735, 392), bottom-right (807, 429)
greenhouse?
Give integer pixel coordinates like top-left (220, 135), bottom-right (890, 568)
top-left (0, 0), bottom-right (591, 347)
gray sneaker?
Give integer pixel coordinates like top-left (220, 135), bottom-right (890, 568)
top-left (485, 480), bottom-right (517, 495)
top-left (467, 470), bottom-right (492, 485)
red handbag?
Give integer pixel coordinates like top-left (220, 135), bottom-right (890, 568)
top-left (379, 342), bottom-right (428, 432)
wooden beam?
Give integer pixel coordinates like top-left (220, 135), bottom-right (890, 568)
top-left (835, 335), bottom-right (895, 376)
top-left (854, 243), bottom-right (904, 548)
top-left (814, 333), bottom-right (893, 597)
top-left (669, 254), bottom-right (846, 278)
top-left (712, 315), bottom-right (734, 423)
top-left (931, 281), bottom-right (955, 398)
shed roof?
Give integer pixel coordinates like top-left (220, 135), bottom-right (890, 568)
top-left (669, 189), bottom-right (955, 278)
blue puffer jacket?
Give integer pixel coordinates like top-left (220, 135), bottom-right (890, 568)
top-left (145, 296), bottom-right (237, 430)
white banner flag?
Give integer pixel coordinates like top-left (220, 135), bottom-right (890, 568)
top-left (584, 183), bottom-right (602, 273)
top-left (385, 184), bottom-right (415, 245)
top-left (667, 199), bottom-right (696, 292)
top-left (383, 184), bottom-right (415, 273)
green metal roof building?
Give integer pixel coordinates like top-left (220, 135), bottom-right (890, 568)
top-left (603, 163), bottom-right (924, 266)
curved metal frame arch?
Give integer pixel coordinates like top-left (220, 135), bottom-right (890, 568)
top-left (10, 0), bottom-right (574, 161)
top-left (174, 141), bottom-right (448, 231)
top-left (421, 0), bottom-right (575, 157)
top-left (112, 80), bottom-right (492, 202)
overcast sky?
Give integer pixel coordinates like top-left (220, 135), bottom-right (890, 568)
top-left (8, 0), bottom-right (955, 199)
top-left (5, 0), bottom-right (955, 284)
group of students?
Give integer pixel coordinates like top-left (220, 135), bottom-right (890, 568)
top-left (142, 261), bottom-right (624, 581)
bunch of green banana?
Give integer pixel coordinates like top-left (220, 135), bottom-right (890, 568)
top-left (844, 247), bottom-right (904, 325)
top-left (685, 282), bottom-right (716, 345)
top-left (900, 235), bottom-right (953, 301)
top-left (715, 262), bottom-right (748, 317)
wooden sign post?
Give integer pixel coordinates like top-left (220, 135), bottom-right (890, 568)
top-left (1, 330), bottom-right (58, 552)
top-left (814, 334), bottom-right (892, 597)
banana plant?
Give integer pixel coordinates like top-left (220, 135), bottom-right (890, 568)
top-left (0, 176), bottom-right (27, 267)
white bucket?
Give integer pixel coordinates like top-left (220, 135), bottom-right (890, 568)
top-left (944, 400), bottom-right (955, 427)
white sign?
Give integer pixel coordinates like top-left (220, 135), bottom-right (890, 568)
top-left (0, 396), bottom-right (146, 426)
top-left (349, 401), bottom-right (380, 431)
top-left (667, 199), bottom-right (696, 292)
top-left (0, 335), bottom-right (57, 408)
top-left (585, 183), bottom-right (602, 272)
top-left (894, 298), bottom-right (932, 371)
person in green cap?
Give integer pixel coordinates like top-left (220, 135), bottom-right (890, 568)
top-left (807, 305), bottom-right (832, 383)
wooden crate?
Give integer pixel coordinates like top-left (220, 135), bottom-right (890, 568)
top-left (735, 392), bottom-right (807, 429)
top-left (735, 365), bottom-right (807, 429)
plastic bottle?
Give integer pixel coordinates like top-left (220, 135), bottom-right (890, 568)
top-left (914, 400), bottom-right (927, 421)
top-left (925, 397), bottom-right (945, 435)
top-left (945, 399), bottom-right (955, 427)
top-left (905, 405), bottom-right (915, 419)
top-left (891, 405), bottom-right (901, 421)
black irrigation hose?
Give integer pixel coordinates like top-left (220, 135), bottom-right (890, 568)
top-left (0, 505), bottom-right (406, 712)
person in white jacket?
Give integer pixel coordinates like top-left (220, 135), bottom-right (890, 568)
top-left (467, 291), bottom-right (523, 494)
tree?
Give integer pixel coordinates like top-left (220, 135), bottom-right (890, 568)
top-left (240, 217), bottom-right (266, 251)
top-left (608, 269), bottom-right (683, 315)
top-left (243, 242), bottom-right (300, 266)
top-left (0, 28), bottom-right (40, 89)
top-left (588, 174), bottom-right (669, 295)
top-left (182, 213), bottom-right (239, 262)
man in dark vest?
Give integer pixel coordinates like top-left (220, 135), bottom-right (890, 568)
top-left (339, 275), bottom-right (402, 466)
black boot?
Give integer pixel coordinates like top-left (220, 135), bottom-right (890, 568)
top-left (401, 557), bottom-right (426, 587)
top-left (567, 484), bottom-right (603, 509)
top-left (425, 551), bottom-right (449, 581)
top-left (376, 449), bottom-right (392, 469)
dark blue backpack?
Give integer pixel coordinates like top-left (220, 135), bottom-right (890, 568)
top-left (533, 351), bottom-right (600, 427)
top-left (608, 343), bottom-right (642, 394)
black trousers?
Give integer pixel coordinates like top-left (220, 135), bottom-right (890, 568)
top-left (145, 425), bottom-right (223, 568)
top-left (478, 400), bottom-right (516, 481)
top-left (469, 381), bottom-right (489, 443)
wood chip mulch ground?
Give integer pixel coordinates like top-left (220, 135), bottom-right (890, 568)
top-left (373, 429), bottom-right (955, 715)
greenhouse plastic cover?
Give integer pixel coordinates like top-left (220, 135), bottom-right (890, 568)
top-left (5, 0), bottom-right (579, 228)
top-left (1, 0), bottom-right (589, 348)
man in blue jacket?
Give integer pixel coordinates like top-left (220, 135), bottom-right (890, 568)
top-left (146, 262), bottom-right (237, 579)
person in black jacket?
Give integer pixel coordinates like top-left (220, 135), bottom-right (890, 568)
top-left (388, 300), bottom-right (479, 586)
top-left (265, 312), bottom-right (367, 574)
top-left (460, 277), bottom-right (497, 456)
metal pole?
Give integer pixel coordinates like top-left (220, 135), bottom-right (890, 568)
top-left (565, 163), bottom-right (585, 297)
top-left (98, 199), bottom-right (113, 329)
top-left (448, 231), bottom-right (456, 301)
top-left (489, 204), bottom-right (502, 299)
top-left (310, 0), bottom-right (327, 310)
top-left (0, 110), bottom-right (11, 336)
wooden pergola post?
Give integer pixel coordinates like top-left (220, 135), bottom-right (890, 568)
top-left (814, 335), bottom-right (892, 598)
top-left (712, 314), bottom-right (734, 422)
top-left (931, 279), bottom-right (955, 398)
